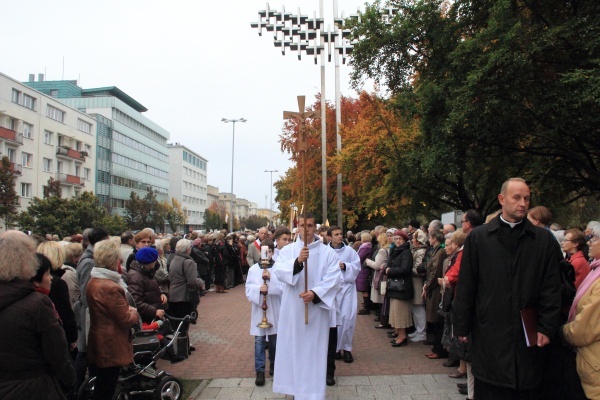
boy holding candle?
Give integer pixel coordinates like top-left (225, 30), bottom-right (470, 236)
top-left (245, 239), bottom-right (282, 386)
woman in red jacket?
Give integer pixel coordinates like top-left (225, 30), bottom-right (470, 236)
top-left (561, 229), bottom-right (590, 289)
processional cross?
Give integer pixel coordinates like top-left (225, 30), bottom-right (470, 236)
top-left (283, 95), bottom-right (317, 324)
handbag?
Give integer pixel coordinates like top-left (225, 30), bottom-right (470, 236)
top-left (374, 269), bottom-right (387, 290)
top-left (387, 278), bottom-right (406, 293)
top-left (450, 336), bottom-right (471, 362)
top-left (380, 280), bottom-right (387, 296)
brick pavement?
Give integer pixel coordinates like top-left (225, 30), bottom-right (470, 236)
top-left (158, 285), bottom-right (453, 381)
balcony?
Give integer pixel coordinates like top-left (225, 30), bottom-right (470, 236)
top-left (9, 162), bottom-right (22, 175)
top-left (56, 172), bottom-right (85, 187)
top-left (56, 146), bottom-right (86, 162)
top-left (0, 127), bottom-right (24, 145)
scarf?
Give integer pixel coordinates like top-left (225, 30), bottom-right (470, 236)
top-left (90, 267), bottom-right (128, 290)
top-left (34, 286), bottom-right (62, 323)
top-left (568, 258), bottom-right (600, 322)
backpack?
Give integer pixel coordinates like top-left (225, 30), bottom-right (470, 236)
top-left (558, 258), bottom-right (577, 307)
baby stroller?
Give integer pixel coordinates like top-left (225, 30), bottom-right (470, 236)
top-left (78, 314), bottom-right (191, 400)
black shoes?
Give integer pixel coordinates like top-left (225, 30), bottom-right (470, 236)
top-left (255, 371), bottom-right (265, 386)
top-left (343, 351), bottom-right (353, 363)
top-left (357, 308), bottom-right (370, 315)
top-left (326, 374), bottom-right (336, 386)
top-left (458, 386), bottom-right (467, 395)
top-left (457, 383), bottom-right (467, 389)
top-left (391, 339), bottom-right (408, 347)
top-left (443, 359), bottom-right (460, 367)
top-left (335, 351), bottom-right (342, 360)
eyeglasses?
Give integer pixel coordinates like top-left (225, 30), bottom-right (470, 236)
top-left (589, 236), bottom-right (599, 243)
top-left (461, 220), bottom-right (469, 223)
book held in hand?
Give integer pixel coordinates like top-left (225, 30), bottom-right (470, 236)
top-left (520, 307), bottom-right (537, 347)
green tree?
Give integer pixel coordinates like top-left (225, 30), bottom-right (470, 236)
top-left (125, 191), bottom-right (145, 230)
top-left (163, 198), bottom-right (187, 233)
top-left (347, 0), bottom-right (600, 215)
top-left (15, 192), bottom-right (126, 236)
top-left (204, 208), bottom-right (223, 231)
top-left (244, 215), bottom-right (269, 231)
top-left (43, 177), bottom-right (62, 198)
top-left (0, 156), bottom-right (19, 229)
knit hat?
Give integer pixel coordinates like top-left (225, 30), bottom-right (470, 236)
top-left (393, 230), bottom-right (409, 242)
top-left (192, 238), bottom-right (202, 247)
top-left (414, 229), bottom-right (428, 245)
top-left (135, 247), bottom-right (159, 264)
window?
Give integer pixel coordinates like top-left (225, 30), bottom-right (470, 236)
top-left (46, 105), bottom-right (65, 122)
top-left (75, 166), bottom-right (81, 177)
top-left (84, 144), bottom-right (92, 154)
top-left (21, 152), bottom-right (33, 168)
top-left (23, 123), bottom-right (33, 139)
top-left (23, 94), bottom-right (36, 110)
top-left (43, 158), bottom-right (52, 172)
top-left (44, 130), bottom-right (53, 145)
top-left (20, 183), bottom-right (32, 198)
top-left (7, 148), bottom-right (16, 163)
top-left (84, 168), bottom-right (90, 180)
top-left (75, 141), bottom-right (81, 151)
top-left (77, 119), bottom-right (92, 134)
top-left (50, 89), bottom-right (58, 97)
top-left (11, 89), bottom-right (20, 104)
top-left (57, 161), bottom-right (63, 173)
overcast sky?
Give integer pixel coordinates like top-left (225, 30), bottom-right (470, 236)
top-left (0, 0), bottom-right (369, 210)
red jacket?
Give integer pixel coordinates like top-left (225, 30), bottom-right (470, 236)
top-left (568, 251), bottom-right (590, 289)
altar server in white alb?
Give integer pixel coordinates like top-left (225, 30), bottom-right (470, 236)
top-left (272, 213), bottom-right (341, 400)
top-left (272, 226), bottom-right (292, 262)
top-left (245, 239), bottom-right (282, 387)
top-left (327, 226), bottom-right (361, 363)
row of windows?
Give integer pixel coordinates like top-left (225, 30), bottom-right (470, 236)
top-left (182, 150), bottom-right (206, 170)
top-left (113, 131), bottom-right (169, 163)
top-left (12, 89), bottom-right (36, 111)
top-left (114, 109), bottom-right (167, 146)
top-left (110, 175), bottom-right (168, 196)
top-left (182, 195), bottom-right (206, 206)
top-left (183, 166), bottom-right (206, 182)
top-left (183, 180), bottom-right (207, 194)
top-left (46, 105), bottom-right (65, 123)
top-left (40, 157), bottom-right (91, 178)
top-left (187, 210), bottom-right (204, 219)
top-left (111, 153), bottom-right (169, 180)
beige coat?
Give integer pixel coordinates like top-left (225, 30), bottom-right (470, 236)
top-left (563, 278), bottom-right (600, 399)
top-left (411, 247), bottom-right (426, 305)
top-left (366, 247), bottom-right (388, 304)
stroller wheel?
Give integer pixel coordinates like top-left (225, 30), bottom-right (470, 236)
top-left (76, 377), bottom-right (94, 400)
top-left (154, 376), bottom-right (183, 400)
top-left (113, 388), bottom-right (130, 400)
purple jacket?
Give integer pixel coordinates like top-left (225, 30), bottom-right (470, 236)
top-left (355, 242), bottom-right (373, 292)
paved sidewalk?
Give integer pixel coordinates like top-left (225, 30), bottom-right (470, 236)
top-left (192, 373), bottom-right (467, 400)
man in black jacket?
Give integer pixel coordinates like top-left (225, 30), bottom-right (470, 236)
top-left (453, 178), bottom-right (562, 399)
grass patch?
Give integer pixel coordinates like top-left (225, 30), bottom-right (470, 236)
top-left (181, 379), bottom-right (203, 398)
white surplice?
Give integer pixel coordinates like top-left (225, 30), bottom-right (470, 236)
top-left (272, 234), bottom-right (341, 400)
top-left (331, 243), bottom-right (361, 352)
top-left (245, 262), bottom-right (282, 336)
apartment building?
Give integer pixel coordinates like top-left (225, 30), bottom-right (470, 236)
top-left (24, 77), bottom-right (170, 214)
top-left (168, 143), bottom-right (208, 231)
top-left (0, 73), bottom-right (96, 209)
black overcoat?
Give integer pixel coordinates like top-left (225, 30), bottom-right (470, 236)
top-left (453, 216), bottom-right (562, 390)
top-left (386, 242), bottom-right (414, 300)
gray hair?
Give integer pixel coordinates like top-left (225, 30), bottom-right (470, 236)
top-left (587, 221), bottom-right (600, 231)
top-left (176, 239), bottom-right (192, 253)
top-left (591, 224), bottom-right (600, 239)
top-left (0, 231), bottom-right (38, 281)
top-left (429, 220), bottom-right (443, 232)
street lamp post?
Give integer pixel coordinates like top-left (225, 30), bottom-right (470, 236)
top-left (221, 117), bottom-right (247, 232)
top-left (265, 169), bottom-right (278, 227)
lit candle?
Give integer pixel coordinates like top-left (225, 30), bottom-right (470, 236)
top-left (261, 245), bottom-right (269, 259)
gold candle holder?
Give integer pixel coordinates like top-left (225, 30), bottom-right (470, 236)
top-left (257, 256), bottom-right (273, 329)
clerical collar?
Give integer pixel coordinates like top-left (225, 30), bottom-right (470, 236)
top-left (500, 215), bottom-right (524, 228)
top-left (329, 242), bottom-right (345, 249)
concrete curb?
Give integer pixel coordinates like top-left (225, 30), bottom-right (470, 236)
top-left (188, 379), bottom-right (210, 400)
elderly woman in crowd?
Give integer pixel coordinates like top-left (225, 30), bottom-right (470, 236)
top-left (155, 238), bottom-right (171, 296)
top-left (37, 241), bottom-right (78, 350)
top-left (408, 229), bottom-right (429, 342)
top-left (0, 231), bottom-right (75, 400)
top-left (87, 239), bottom-right (139, 400)
top-left (126, 247), bottom-right (166, 324)
top-left (213, 233), bottom-right (229, 293)
top-left (561, 229), bottom-right (591, 289)
top-left (62, 242), bottom-right (83, 310)
top-left (562, 225), bottom-right (600, 399)
top-left (366, 232), bottom-right (390, 323)
top-left (385, 230), bottom-right (414, 347)
top-left (423, 230), bottom-right (447, 359)
top-left (126, 230), bottom-right (154, 271)
top-left (356, 232), bottom-right (374, 315)
top-left (168, 239), bottom-right (205, 318)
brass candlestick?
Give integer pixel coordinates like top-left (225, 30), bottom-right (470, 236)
top-left (257, 257), bottom-right (273, 329)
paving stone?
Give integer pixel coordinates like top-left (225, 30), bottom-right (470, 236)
top-left (197, 387), bottom-right (220, 399)
top-left (399, 374), bottom-right (438, 385)
top-left (390, 383), bottom-right (429, 396)
top-left (337, 376), bottom-right (371, 386)
top-left (368, 375), bottom-right (403, 385)
top-left (356, 384), bottom-right (394, 397)
top-left (215, 387), bottom-right (254, 399)
top-left (423, 381), bottom-right (456, 394)
top-left (409, 395), bottom-right (451, 400)
top-left (207, 378), bottom-right (242, 388)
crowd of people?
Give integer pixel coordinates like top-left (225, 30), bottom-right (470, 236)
top-left (0, 177), bottom-right (599, 400)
